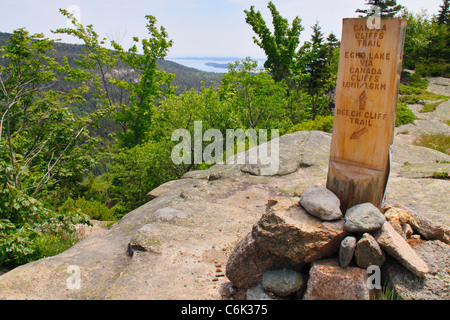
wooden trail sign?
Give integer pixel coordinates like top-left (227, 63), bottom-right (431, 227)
top-left (326, 17), bottom-right (407, 212)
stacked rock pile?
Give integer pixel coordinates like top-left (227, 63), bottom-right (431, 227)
top-left (224, 185), bottom-right (449, 300)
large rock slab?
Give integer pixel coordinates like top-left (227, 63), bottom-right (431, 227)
top-left (373, 222), bottom-right (429, 277)
top-left (427, 77), bottom-right (450, 96)
top-left (0, 126), bottom-right (448, 300)
top-left (252, 197), bottom-right (346, 264)
top-left (303, 259), bottom-right (370, 300)
top-left (383, 240), bottom-right (450, 300)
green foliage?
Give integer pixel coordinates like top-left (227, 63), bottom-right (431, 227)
top-left (415, 60), bottom-right (450, 78)
top-left (53, 10), bottom-right (174, 148)
top-left (400, 71), bottom-right (429, 89)
top-left (286, 115), bottom-right (334, 134)
top-left (414, 134), bottom-right (450, 154)
top-left (221, 58), bottom-right (290, 130)
top-left (0, 22), bottom-right (99, 267)
top-left (437, 0), bottom-right (450, 25)
top-left (398, 83), bottom-right (449, 104)
top-left (419, 100), bottom-right (445, 113)
top-left (356, 0), bottom-right (404, 17)
top-left (108, 140), bottom-right (180, 213)
top-left (395, 103), bottom-right (416, 127)
top-left (244, 1), bottom-right (303, 84)
top-left (298, 22), bottom-right (336, 119)
top-left (0, 183), bottom-right (88, 266)
top-left (401, 8), bottom-right (450, 76)
top-left (433, 171), bottom-right (449, 178)
top-left (0, 28), bottom-right (96, 202)
top-left (244, 2), bottom-right (337, 122)
top-left (59, 197), bottom-right (118, 221)
top-left (371, 282), bottom-right (402, 300)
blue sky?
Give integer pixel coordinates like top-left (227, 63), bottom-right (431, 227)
top-left (0, 0), bottom-right (444, 58)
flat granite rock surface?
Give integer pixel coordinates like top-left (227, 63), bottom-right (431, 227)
top-left (0, 78), bottom-right (448, 299)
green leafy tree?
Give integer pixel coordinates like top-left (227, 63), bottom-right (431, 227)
top-left (53, 9), bottom-right (174, 148)
top-left (0, 29), bottom-right (92, 266)
top-left (0, 28), bottom-right (94, 199)
top-left (108, 82), bottom-right (240, 212)
top-left (402, 10), bottom-right (435, 69)
top-left (244, 1), bottom-right (303, 85)
top-left (220, 58), bottom-right (290, 130)
top-left (50, 10), bottom-right (179, 213)
top-left (305, 22), bottom-right (329, 96)
top-left (300, 22), bottom-right (335, 119)
top-left (356, 0), bottom-right (404, 17)
top-left (107, 139), bottom-right (177, 214)
top-left (402, 9), bottom-right (450, 76)
top-left (0, 184), bottom-right (88, 266)
top-left (326, 33), bottom-right (340, 60)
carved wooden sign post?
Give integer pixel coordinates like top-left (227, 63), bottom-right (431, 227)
top-left (327, 17), bottom-right (407, 212)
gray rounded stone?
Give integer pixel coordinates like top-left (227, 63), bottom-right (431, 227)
top-left (262, 268), bottom-right (305, 297)
top-left (299, 185), bottom-right (343, 221)
top-left (339, 236), bottom-right (357, 267)
top-left (344, 202), bottom-right (386, 233)
top-left (246, 283), bottom-right (275, 300)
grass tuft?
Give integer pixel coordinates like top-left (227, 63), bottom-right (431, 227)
top-left (413, 133), bottom-right (450, 155)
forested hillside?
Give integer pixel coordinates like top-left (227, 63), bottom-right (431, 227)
top-left (1, 0), bottom-right (449, 268)
top-left (0, 32), bottom-right (222, 94)
top-left (0, 31), bottom-right (222, 139)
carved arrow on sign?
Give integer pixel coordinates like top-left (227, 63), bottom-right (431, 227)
top-left (350, 127), bottom-right (369, 140)
top-left (359, 90), bottom-right (367, 110)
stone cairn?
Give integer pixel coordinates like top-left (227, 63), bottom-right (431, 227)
top-left (223, 185), bottom-right (449, 300)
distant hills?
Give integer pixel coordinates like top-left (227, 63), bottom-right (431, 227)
top-left (0, 32), bottom-right (222, 94)
top-left (0, 31), bottom-right (225, 139)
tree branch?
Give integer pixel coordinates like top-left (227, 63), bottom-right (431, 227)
top-left (32, 127), bottom-right (84, 196)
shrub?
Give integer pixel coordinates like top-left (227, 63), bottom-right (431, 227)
top-left (395, 103), bottom-right (416, 127)
top-left (286, 115), bottom-right (334, 134)
top-left (108, 139), bottom-right (181, 214)
top-left (398, 83), bottom-right (449, 104)
top-left (419, 101), bottom-right (444, 113)
top-left (0, 185), bottom-right (89, 267)
top-left (416, 61), bottom-right (450, 78)
top-left (59, 197), bottom-right (118, 221)
top-left (400, 71), bottom-right (429, 89)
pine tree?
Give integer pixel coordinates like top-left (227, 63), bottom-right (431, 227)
top-left (437, 0), bottom-right (450, 25)
top-left (305, 22), bottom-right (330, 119)
top-left (326, 33), bottom-right (339, 59)
top-left (356, 0), bottom-right (404, 17)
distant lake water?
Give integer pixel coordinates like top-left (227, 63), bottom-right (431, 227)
top-left (166, 57), bottom-right (265, 73)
